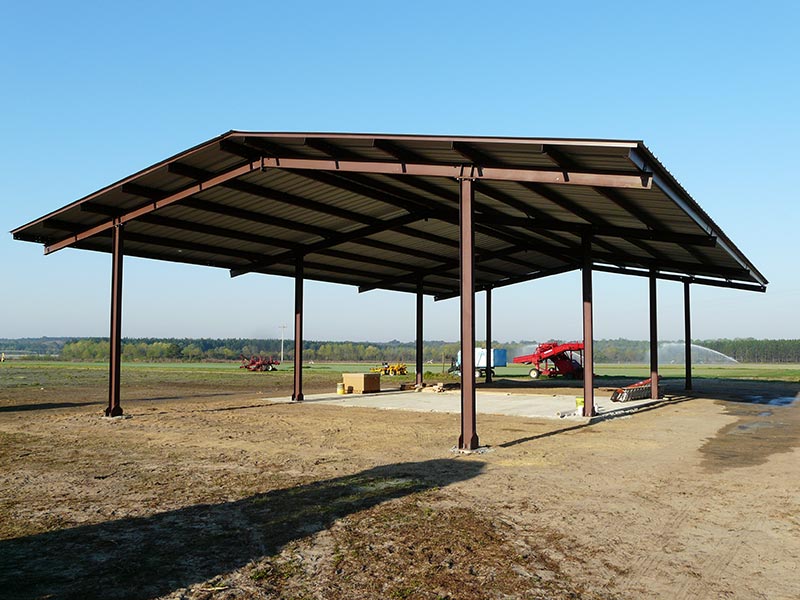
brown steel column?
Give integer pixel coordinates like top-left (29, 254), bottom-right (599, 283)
top-left (292, 256), bottom-right (304, 402)
top-left (416, 279), bottom-right (424, 387)
top-left (458, 178), bottom-right (479, 450)
top-left (485, 287), bottom-right (493, 383)
top-left (106, 224), bottom-right (124, 417)
top-left (684, 280), bottom-right (692, 391)
top-left (649, 270), bottom-right (659, 400)
top-left (581, 235), bottom-right (595, 417)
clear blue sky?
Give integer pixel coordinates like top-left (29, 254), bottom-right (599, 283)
top-left (2, 1), bottom-right (798, 343)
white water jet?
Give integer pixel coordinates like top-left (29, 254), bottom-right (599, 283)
top-left (657, 342), bottom-right (738, 364)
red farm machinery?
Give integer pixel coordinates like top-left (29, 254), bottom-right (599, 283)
top-left (512, 342), bottom-right (584, 379)
top-left (240, 354), bottom-right (280, 372)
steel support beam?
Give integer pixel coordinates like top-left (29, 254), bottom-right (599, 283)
top-left (416, 279), bottom-right (424, 387)
top-left (258, 156), bottom-right (652, 189)
top-left (684, 281), bottom-right (692, 391)
top-left (292, 257), bottom-right (304, 402)
top-left (650, 270), bottom-right (659, 400)
top-left (590, 264), bottom-right (766, 293)
top-left (485, 288), bottom-right (493, 384)
top-left (458, 178), bottom-right (479, 450)
top-left (106, 225), bottom-right (124, 417)
top-left (581, 236), bottom-right (595, 417)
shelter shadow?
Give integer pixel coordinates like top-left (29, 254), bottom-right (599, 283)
top-left (0, 458), bottom-right (484, 600)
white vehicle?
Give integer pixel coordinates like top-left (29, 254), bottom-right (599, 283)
top-left (449, 348), bottom-right (507, 378)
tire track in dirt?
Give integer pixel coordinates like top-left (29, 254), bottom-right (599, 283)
top-left (616, 485), bottom-right (701, 596)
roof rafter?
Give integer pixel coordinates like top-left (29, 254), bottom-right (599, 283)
top-left (433, 265), bottom-right (581, 301)
top-left (592, 264), bottom-right (767, 293)
top-left (44, 159), bottom-right (263, 254)
top-left (229, 212), bottom-right (431, 277)
top-left (359, 243), bottom-right (573, 294)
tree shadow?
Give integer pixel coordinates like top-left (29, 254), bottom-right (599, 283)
top-left (130, 392), bottom-right (241, 402)
top-left (0, 400), bottom-right (101, 413)
top-left (0, 458), bottom-right (484, 600)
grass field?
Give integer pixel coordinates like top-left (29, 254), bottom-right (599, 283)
top-left (1, 360), bottom-right (799, 394)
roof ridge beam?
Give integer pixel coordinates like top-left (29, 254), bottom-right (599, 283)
top-left (256, 156), bottom-right (652, 188)
top-left (222, 137), bottom-right (652, 189)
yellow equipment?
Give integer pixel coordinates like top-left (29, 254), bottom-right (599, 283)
top-left (369, 362), bottom-right (408, 376)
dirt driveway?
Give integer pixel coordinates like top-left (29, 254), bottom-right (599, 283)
top-left (0, 374), bottom-right (798, 599)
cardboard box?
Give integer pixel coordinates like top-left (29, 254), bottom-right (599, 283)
top-left (342, 372), bottom-right (380, 394)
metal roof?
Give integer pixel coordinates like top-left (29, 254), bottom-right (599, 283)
top-left (11, 131), bottom-right (768, 297)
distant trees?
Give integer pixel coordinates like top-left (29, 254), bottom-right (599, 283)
top-left (60, 338), bottom-right (109, 360)
top-left (7, 336), bottom-right (800, 364)
top-left (698, 338), bottom-right (800, 363)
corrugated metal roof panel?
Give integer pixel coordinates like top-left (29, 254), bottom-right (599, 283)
top-left (11, 131), bottom-right (767, 295)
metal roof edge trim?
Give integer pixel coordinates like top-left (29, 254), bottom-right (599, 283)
top-left (228, 130), bottom-right (643, 149)
top-left (629, 144), bottom-right (768, 287)
top-left (10, 130), bottom-right (241, 236)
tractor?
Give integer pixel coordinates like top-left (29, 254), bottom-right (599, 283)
top-left (512, 342), bottom-right (584, 379)
top-left (240, 354), bottom-right (280, 372)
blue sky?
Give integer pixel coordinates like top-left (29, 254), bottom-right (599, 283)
top-left (2, 1), bottom-right (798, 342)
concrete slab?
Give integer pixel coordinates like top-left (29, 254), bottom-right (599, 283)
top-left (266, 387), bottom-right (665, 421)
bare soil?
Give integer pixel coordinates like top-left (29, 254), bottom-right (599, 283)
top-left (0, 371), bottom-right (798, 599)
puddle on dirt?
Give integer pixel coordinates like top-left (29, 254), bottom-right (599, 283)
top-left (740, 395), bottom-right (798, 407)
top-left (700, 392), bottom-right (800, 472)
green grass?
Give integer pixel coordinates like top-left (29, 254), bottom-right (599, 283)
top-left (500, 362), bottom-right (800, 382)
top-left (2, 360), bottom-right (799, 393)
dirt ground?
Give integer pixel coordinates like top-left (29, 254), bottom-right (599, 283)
top-left (0, 373), bottom-right (798, 599)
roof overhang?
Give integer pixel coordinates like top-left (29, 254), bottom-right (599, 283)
top-left (12, 131), bottom-right (768, 297)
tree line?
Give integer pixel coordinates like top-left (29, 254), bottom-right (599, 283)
top-left (697, 338), bottom-right (800, 363)
top-left (3, 337), bottom-right (800, 363)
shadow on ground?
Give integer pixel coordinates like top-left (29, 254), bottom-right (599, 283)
top-left (0, 459), bottom-right (484, 600)
top-left (0, 401), bottom-right (102, 413)
top-left (485, 376), bottom-right (799, 402)
top-left (499, 394), bottom-right (697, 448)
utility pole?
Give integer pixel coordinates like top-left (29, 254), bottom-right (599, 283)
top-left (278, 325), bottom-right (287, 363)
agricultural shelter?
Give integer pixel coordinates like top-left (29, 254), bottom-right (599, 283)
top-left (11, 132), bottom-right (768, 450)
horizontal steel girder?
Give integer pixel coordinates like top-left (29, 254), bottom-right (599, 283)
top-left (258, 157), bottom-right (652, 189)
